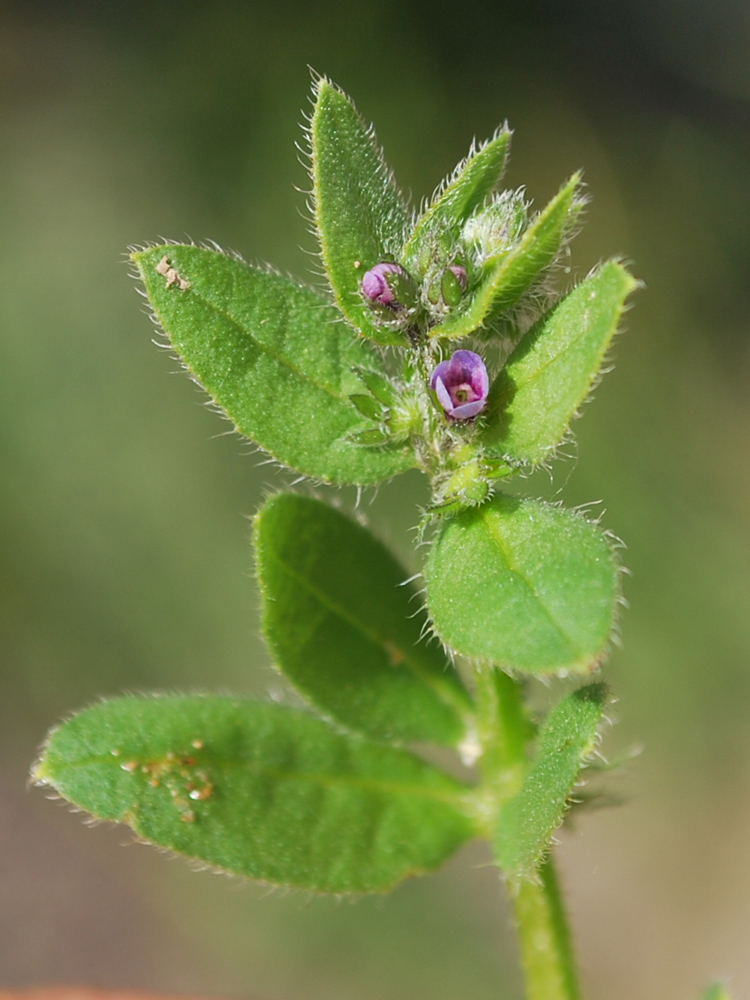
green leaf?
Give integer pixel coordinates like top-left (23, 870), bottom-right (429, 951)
top-left (255, 494), bottom-right (473, 745)
top-left (424, 495), bottom-right (619, 674)
top-left (132, 244), bottom-right (416, 486)
top-left (311, 78), bottom-right (411, 345)
top-left (34, 695), bottom-right (478, 894)
top-left (431, 174), bottom-right (582, 340)
top-left (403, 129), bottom-right (511, 267)
top-left (349, 393), bottom-right (385, 421)
top-left (350, 427), bottom-right (391, 446)
top-left (353, 367), bottom-right (397, 406)
top-left (482, 261), bottom-right (638, 464)
top-left (495, 684), bottom-right (607, 879)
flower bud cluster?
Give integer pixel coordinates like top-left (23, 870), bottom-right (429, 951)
top-left (353, 180), bottom-right (542, 490)
top-left (360, 258), bottom-right (470, 325)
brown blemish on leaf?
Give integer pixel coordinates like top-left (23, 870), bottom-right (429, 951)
top-left (189, 783), bottom-right (213, 801)
top-left (383, 640), bottom-right (405, 667)
top-left (155, 254), bottom-right (191, 291)
top-left (138, 750), bottom-right (212, 816)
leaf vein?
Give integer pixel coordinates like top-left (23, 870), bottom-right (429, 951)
top-left (56, 755), bottom-right (471, 807)
top-left (483, 513), bottom-right (582, 657)
top-left (177, 281), bottom-right (357, 408)
top-left (267, 547), bottom-right (453, 705)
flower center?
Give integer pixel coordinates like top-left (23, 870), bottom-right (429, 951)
top-left (451, 382), bottom-right (477, 405)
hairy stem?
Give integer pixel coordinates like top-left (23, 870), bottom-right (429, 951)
top-left (511, 857), bottom-right (582, 1000)
top-left (474, 667), bottom-right (582, 1000)
top-left (474, 666), bottom-right (527, 801)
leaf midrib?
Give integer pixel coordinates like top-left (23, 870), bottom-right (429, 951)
top-left (500, 734), bottom-right (595, 872)
top-left (266, 545), bottom-right (463, 713)
top-left (48, 753), bottom-right (472, 809)
top-left (185, 285), bottom-right (357, 407)
top-left (482, 511), bottom-right (582, 660)
top-left (508, 285), bottom-right (622, 393)
top-left (141, 252), bottom-right (361, 410)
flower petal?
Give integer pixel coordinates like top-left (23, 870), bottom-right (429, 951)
top-left (430, 360), bottom-right (452, 391)
top-left (450, 398), bottom-right (487, 420)
top-left (434, 376), bottom-right (453, 413)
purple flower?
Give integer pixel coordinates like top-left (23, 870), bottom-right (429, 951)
top-left (361, 262), bottom-right (408, 308)
top-left (430, 350), bottom-right (489, 420)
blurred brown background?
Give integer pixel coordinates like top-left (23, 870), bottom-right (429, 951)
top-left (2, 1), bottom-right (750, 997)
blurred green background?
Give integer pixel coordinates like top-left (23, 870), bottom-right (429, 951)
top-left (2, 1), bottom-right (750, 997)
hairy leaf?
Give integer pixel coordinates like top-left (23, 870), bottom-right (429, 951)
top-left (34, 696), bottom-right (477, 894)
top-left (495, 684), bottom-right (607, 879)
top-left (425, 495), bottom-right (618, 673)
top-left (482, 261), bottom-right (638, 463)
top-left (403, 129), bottom-right (511, 267)
top-left (255, 494), bottom-right (473, 745)
top-left (311, 79), bottom-right (411, 345)
top-left (132, 244), bottom-right (416, 485)
top-left (431, 174), bottom-right (582, 340)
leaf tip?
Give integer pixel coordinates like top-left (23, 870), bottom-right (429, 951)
top-left (573, 680), bottom-right (609, 708)
top-left (29, 758), bottom-right (50, 786)
top-left (311, 74), bottom-right (345, 114)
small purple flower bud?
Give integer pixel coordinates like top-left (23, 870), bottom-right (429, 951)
top-left (361, 262), bottom-right (408, 309)
top-left (430, 350), bottom-right (489, 421)
top-left (447, 265), bottom-right (468, 290)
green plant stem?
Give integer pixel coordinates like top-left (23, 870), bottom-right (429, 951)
top-left (474, 667), bottom-right (582, 1000)
top-left (510, 856), bottom-right (582, 1000)
top-left (474, 667), bottom-right (528, 796)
